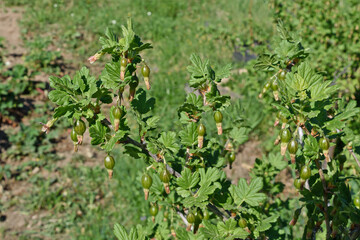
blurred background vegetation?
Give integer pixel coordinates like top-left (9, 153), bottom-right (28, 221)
top-left (0, 0), bottom-right (359, 239)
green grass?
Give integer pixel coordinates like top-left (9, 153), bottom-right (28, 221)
top-left (8, 148), bottom-right (147, 239)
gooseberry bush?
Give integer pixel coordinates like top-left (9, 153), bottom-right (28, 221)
top-left (255, 21), bottom-right (360, 239)
top-left (44, 19), bottom-right (360, 239)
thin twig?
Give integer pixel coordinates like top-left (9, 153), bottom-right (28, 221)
top-left (349, 149), bottom-right (360, 168)
top-left (315, 159), bottom-right (331, 239)
top-left (207, 203), bottom-right (229, 221)
top-left (350, 225), bottom-right (360, 240)
top-left (124, 136), bottom-right (182, 178)
top-left (177, 211), bottom-right (189, 227)
top-left (301, 125), bottom-right (311, 136)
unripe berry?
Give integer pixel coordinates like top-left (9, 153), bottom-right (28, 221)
top-left (198, 123), bottom-right (206, 136)
top-left (319, 137), bottom-right (330, 162)
top-left (288, 139), bottom-right (298, 164)
top-left (203, 210), bottom-right (210, 220)
top-left (104, 155), bottom-right (115, 179)
top-left (141, 173), bottom-right (153, 200)
top-left (275, 111), bottom-right (288, 128)
top-left (141, 64), bottom-right (151, 90)
top-left (159, 169), bottom-right (171, 194)
top-left (259, 81), bottom-right (271, 98)
top-left (141, 64), bottom-right (150, 77)
top-left (238, 218), bottom-right (247, 228)
top-left (194, 209), bottom-right (203, 225)
top-left (129, 76), bottom-right (139, 101)
top-left (74, 119), bottom-right (86, 135)
top-left (280, 129), bottom-right (291, 143)
top-left (264, 82), bottom-right (271, 91)
top-left (278, 70), bottom-right (286, 81)
top-left (293, 178), bottom-right (302, 190)
top-left (120, 58), bottom-right (127, 80)
top-left (197, 123), bottom-right (206, 148)
top-left (289, 208), bottom-right (301, 226)
top-left (228, 152), bottom-right (236, 163)
top-left (163, 210), bottom-right (169, 220)
top-left (271, 80), bottom-right (279, 91)
top-left (214, 111), bottom-right (223, 123)
top-left (159, 169), bottom-right (170, 183)
top-left (112, 106), bottom-right (122, 131)
top-left (70, 128), bottom-right (78, 142)
top-left (319, 137), bottom-right (330, 150)
top-left (70, 128), bottom-right (78, 152)
top-left (149, 203), bottom-right (158, 222)
top-left (186, 212), bottom-right (195, 223)
top-left (120, 58), bottom-right (128, 67)
top-left (353, 196), bottom-right (360, 209)
top-left (300, 165), bottom-right (311, 180)
top-left (280, 129), bottom-right (291, 155)
top-left (271, 79), bottom-right (279, 101)
top-left (186, 212), bottom-right (195, 230)
top-left (287, 139), bottom-right (298, 154)
top-left (228, 151), bottom-right (236, 169)
top-left (214, 111), bottom-right (223, 135)
top-left (74, 119), bottom-right (86, 145)
top-left (112, 106), bottom-right (122, 119)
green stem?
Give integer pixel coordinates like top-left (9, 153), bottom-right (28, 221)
top-left (146, 164), bottom-right (153, 171)
top-left (69, 94), bottom-right (79, 103)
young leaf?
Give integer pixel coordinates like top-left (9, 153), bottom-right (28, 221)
top-left (187, 53), bottom-right (208, 78)
top-left (256, 214), bottom-right (279, 232)
top-left (276, 19), bottom-right (293, 41)
top-left (122, 18), bottom-right (135, 51)
top-left (89, 120), bottom-right (108, 145)
top-left (99, 28), bottom-right (118, 51)
top-left (334, 100), bottom-right (360, 121)
top-left (176, 168), bottom-right (200, 197)
top-left (158, 131), bottom-right (179, 153)
top-left (309, 80), bottom-right (338, 101)
top-left (146, 116), bottom-right (160, 129)
top-left (199, 167), bottom-right (221, 187)
top-left (230, 177), bottom-right (266, 207)
top-left (53, 104), bottom-right (78, 118)
top-left (131, 88), bottom-right (155, 115)
top-left (285, 62), bottom-right (322, 98)
top-left (253, 54), bottom-right (278, 72)
top-left (200, 221), bottom-right (221, 239)
top-left (179, 122), bottom-right (198, 146)
top-left (48, 90), bottom-right (71, 105)
top-left (187, 54), bottom-right (209, 87)
top-left (178, 93), bottom-right (203, 117)
top-left (101, 63), bottom-right (121, 90)
top-left (218, 218), bottom-right (249, 239)
top-left (303, 135), bottom-right (319, 159)
top-left (114, 223), bottom-right (129, 240)
top-left (229, 127), bottom-right (249, 145)
top-left (103, 130), bottom-right (127, 152)
top-left (215, 64), bottom-right (232, 83)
